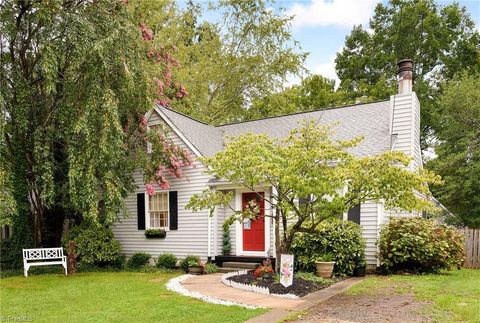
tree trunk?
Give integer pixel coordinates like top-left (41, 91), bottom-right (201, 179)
top-left (29, 188), bottom-right (44, 247)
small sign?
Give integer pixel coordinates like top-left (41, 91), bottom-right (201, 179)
top-left (280, 254), bottom-right (294, 287)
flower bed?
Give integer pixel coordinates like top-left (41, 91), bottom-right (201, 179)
top-left (226, 270), bottom-right (333, 298)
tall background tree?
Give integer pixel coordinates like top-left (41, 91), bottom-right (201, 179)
top-left (0, 0), bottom-right (191, 261)
top-left (427, 73), bottom-right (480, 228)
top-left (335, 0), bottom-right (480, 142)
top-left (128, 0), bottom-right (305, 124)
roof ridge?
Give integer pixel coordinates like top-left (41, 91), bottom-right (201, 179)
top-left (157, 99), bottom-right (389, 128)
top-left (215, 99), bottom-right (390, 127)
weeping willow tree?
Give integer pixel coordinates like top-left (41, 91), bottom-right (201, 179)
top-left (0, 0), bottom-right (191, 250)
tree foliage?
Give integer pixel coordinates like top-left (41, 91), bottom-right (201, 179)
top-left (187, 120), bottom-right (440, 265)
top-left (245, 74), bottom-right (350, 120)
top-left (335, 0), bottom-right (480, 137)
top-left (126, 0), bottom-right (306, 124)
top-left (427, 73), bottom-right (480, 228)
top-left (0, 0), bottom-right (191, 247)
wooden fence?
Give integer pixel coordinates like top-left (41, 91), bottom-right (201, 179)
top-left (458, 228), bottom-right (480, 268)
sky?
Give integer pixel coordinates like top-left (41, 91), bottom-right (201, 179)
top-left (192, 0), bottom-right (480, 87)
top-left (281, 0), bottom-right (480, 86)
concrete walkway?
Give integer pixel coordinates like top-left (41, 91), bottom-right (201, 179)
top-left (181, 274), bottom-right (365, 322)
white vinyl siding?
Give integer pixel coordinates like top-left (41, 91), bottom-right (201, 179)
top-left (360, 201), bottom-right (380, 265)
top-left (391, 92), bottom-right (422, 171)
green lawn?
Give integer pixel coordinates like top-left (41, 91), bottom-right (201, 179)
top-left (348, 269), bottom-right (480, 322)
top-left (0, 271), bottom-right (265, 323)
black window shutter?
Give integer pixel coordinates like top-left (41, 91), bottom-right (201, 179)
top-left (347, 203), bottom-right (361, 224)
top-left (137, 193), bottom-right (146, 230)
top-left (169, 191), bottom-right (178, 230)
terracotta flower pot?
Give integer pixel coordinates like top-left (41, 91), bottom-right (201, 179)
top-left (315, 261), bottom-right (335, 278)
top-left (188, 266), bottom-right (204, 275)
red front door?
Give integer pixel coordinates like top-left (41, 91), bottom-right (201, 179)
top-left (242, 192), bottom-right (265, 251)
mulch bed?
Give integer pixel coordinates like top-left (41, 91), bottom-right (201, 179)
top-left (227, 271), bottom-right (333, 297)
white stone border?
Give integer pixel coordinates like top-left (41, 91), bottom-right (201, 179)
top-left (222, 270), bottom-right (299, 299)
top-left (166, 274), bottom-right (262, 309)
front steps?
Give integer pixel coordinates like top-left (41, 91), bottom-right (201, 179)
top-left (218, 262), bottom-right (260, 273)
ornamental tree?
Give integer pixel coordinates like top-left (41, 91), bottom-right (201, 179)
top-left (0, 0), bottom-right (191, 248)
top-left (187, 120), bottom-right (441, 268)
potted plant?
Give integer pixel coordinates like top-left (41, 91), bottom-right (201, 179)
top-left (353, 259), bottom-right (367, 277)
top-left (144, 228), bottom-right (166, 239)
top-left (222, 226), bottom-right (231, 256)
top-left (187, 259), bottom-right (204, 275)
top-left (315, 252), bottom-right (335, 278)
top-left (180, 256), bottom-right (203, 275)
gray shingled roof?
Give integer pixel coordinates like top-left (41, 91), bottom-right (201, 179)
top-left (158, 100), bottom-right (392, 157)
top-left (158, 105), bottom-right (224, 156)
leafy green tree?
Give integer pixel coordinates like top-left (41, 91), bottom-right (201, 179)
top-left (246, 74), bottom-right (350, 120)
top-left (187, 120), bottom-right (440, 267)
top-left (0, 108), bottom-right (15, 226)
top-left (427, 73), bottom-right (480, 228)
top-left (335, 0), bottom-right (480, 139)
top-left (127, 0), bottom-right (306, 124)
top-left (0, 0), bottom-right (191, 247)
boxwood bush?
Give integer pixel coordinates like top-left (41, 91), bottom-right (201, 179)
top-left (157, 253), bottom-right (178, 269)
top-left (378, 217), bottom-right (464, 273)
top-left (126, 252), bottom-right (151, 269)
top-left (291, 219), bottom-right (366, 276)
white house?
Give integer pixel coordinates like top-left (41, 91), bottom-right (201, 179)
top-left (112, 60), bottom-right (423, 268)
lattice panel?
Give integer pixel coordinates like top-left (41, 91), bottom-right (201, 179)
top-left (24, 248), bottom-right (64, 260)
top-left (28, 250), bottom-right (41, 259)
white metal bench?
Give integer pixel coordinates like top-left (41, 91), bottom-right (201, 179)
top-left (23, 248), bottom-right (67, 277)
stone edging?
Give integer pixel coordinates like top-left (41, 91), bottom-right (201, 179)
top-left (221, 270), bottom-right (299, 299)
top-left (166, 274), bottom-right (262, 309)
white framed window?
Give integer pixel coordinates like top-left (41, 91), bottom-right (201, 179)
top-left (148, 192), bottom-right (169, 229)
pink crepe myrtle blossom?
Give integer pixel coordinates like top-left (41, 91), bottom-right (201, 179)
top-left (159, 181), bottom-right (170, 190)
top-left (139, 23), bottom-right (153, 41)
top-left (156, 79), bottom-right (164, 95)
top-left (155, 99), bottom-right (169, 107)
top-left (146, 184), bottom-right (155, 196)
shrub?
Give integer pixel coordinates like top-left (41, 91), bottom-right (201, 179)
top-left (111, 255), bottom-right (126, 269)
top-left (222, 225), bottom-right (231, 255)
top-left (204, 263), bottom-right (219, 274)
top-left (378, 217), bottom-right (464, 273)
top-left (291, 219), bottom-right (366, 276)
top-left (157, 253), bottom-right (177, 269)
top-left (126, 252), bottom-right (151, 269)
top-left (62, 223), bottom-right (121, 266)
top-left (180, 255), bottom-right (200, 271)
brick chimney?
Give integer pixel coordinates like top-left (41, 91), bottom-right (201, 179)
top-left (397, 59), bottom-right (413, 94)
